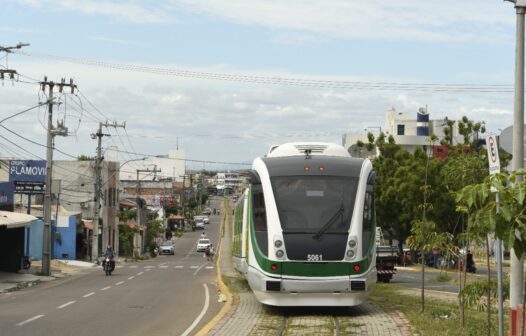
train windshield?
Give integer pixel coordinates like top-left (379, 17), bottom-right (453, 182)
top-left (271, 176), bottom-right (358, 234)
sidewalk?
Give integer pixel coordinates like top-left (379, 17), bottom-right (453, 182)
top-left (0, 259), bottom-right (97, 294)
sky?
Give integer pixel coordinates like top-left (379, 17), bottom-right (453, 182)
top-left (0, 0), bottom-right (521, 172)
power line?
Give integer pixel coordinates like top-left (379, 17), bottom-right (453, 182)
top-left (111, 147), bottom-right (251, 166)
top-left (13, 50), bottom-right (516, 93)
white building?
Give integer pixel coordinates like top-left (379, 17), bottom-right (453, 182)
top-left (111, 148), bottom-right (186, 182)
top-left (215, 172), bottom-right (244, 189)
top-left (344, 107), bottom-right (472, 157)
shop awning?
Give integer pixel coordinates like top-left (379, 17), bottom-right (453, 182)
top-left (82, 219), bottom-right (93, 230)
top-left (0, 211), bottom-right (38, 229)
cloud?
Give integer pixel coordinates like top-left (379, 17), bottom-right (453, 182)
top-left (173, 0), bottom-right (513, 44)
top-left (16, 0), bottom-right (167, 24)
top-left (86, 36), bottom-right (150, 47)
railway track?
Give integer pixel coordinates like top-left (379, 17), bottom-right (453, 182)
top-left (252, 308), bottom-right (348, 336)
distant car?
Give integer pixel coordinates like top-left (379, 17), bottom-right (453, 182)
top-left (196, 238), bottom-right (211, 252)
top-left (195, 215), bottom-right (210, 225)
top-left (159, 240), bottom-right (175, 255)
top-left (203, 208), bottom-right (212, 215)
top-left (194, 219), bottom-right (205, 229)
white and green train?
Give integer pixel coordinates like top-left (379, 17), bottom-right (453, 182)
top-left (232, 142), bottom-right (377, 306)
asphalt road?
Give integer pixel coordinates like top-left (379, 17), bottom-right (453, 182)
top-left (394, 263), bottom-right (500, 293)
top-left (0, 197), bottom-right (224, 336)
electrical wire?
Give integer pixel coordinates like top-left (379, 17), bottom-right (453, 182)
top-left (12, 50), bottom-right (517, 93)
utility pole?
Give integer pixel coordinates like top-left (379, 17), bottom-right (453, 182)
top-left (0, 43), bottom-right (29, 85)
top-left (91, 121), bottom-right (125, 261)
top-left (135, 167), bottom-right (161, 256)
top-left (41, 77), bottom-right (73, 276)
top-left (182, 175), bottom-right (186, 217)
top-left (505, 0), bottom-right (526, 311)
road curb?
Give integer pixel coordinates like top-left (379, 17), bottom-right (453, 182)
top-left (194, 199), bottom-right (233, 336)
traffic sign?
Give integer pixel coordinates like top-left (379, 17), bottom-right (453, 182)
top-left (486, 134), bottom-right (500, 175)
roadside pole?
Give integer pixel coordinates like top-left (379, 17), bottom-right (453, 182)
top-left (507, 0), bottom-right (526, 310)
top-left (486, 134), bottom-right (503, 336)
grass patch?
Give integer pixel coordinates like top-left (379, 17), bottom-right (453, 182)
top-left (221, 275), bottom-right (249, 293)
top-left (432, 273), bottom-right (452, 282)
top-left (371, 284), bottom-right (506, 336)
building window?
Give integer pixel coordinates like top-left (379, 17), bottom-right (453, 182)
top-left (397, 124), bottom-right (405, 135)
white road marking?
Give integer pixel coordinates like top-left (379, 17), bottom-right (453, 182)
top-left (16, 315), bottom-right (44, 326)
top-left (137, 272), bottom-right (144, 276)
top-left (180, 284), bottom-right (210, 336)
top-left (115, 281), bottom-right (124, 286)
top-left (57, 301), bottom-right (76, 309)
top-left (101, 286), bottom-right (111, 291)
top-left (190, 266), bottom-right (199, 269)
top-left (193, 263), bottom-right (207, 276)
top-left (145, 269), bottom-right (152, 272)
top-left (83, 292), bottom-right (95, 298)
top-left (129, 265), bottom-right (138, 268)
top-left (128, 276), bottom-right (135, 280)
top-left (205, 266), bottom-right (214, 269)
top-left (144, 266), bottom-right (155, 269)
top-left (158, 262), bottom-right (167, 266)
top-left (159, 265), bottom-right (168, 269)
top-left (175, 266), bottom-right (184, 269)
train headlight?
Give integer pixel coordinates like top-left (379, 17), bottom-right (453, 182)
top-left (346, 250), bottom-right (355, 259)
top-left (276, 250), bottom-right (285, 258)
top-left (348, 240), bottom-right (357, 248)
top-left (274, 240), bottom-right (283, 248)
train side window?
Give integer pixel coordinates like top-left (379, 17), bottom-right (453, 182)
top-left (362, 176), bottom-right (375, 256)
top-left (252, 183), bottom-right (268, 256)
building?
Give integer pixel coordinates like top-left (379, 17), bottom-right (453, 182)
top-left (112, 148), bottom-right (186, 182)
top-left (344, 107), bottom-right (475, 158)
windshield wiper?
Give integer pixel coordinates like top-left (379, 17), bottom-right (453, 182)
top-left (312, 204), bottom-right (344, 241)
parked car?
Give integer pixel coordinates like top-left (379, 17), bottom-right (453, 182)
top-left (159, 240), bottom-right (175, 255)
top-left (196, 238), bottom-right (211, 252)
top-left (203, 208), bottom-right (212, 215)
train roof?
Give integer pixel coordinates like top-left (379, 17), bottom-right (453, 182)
top-left (266, 142), bottom-right (351, 158)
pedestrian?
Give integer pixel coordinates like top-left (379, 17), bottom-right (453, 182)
top-left (205, 245), bottom-right (211, 262)
top-left (208, 244), bottom-right (215, 262)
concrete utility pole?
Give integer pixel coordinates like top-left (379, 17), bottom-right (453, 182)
top-left (506, 0), bottom-right (526, 310)
top-left (135, 167), bottom-right (161, 256)
top-left (0, 43), bottom-right (29, 84)
top-left (91, 121), bottom-right (125, 261)
top-left (41, 77), bottom-right (73, 276)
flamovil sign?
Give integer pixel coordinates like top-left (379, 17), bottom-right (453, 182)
top-left (9, 160), bottom-right (46, 194)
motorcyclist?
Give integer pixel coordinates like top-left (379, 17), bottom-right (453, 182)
top-left (104, 245), bottom-right (115, 271)
top-left (200, 231), bottom-right (207, 239)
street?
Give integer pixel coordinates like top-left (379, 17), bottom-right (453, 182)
top-left (0, 198), bottom-right (223, 336)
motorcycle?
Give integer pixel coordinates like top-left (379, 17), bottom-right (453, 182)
top-left (22, 256), bottom-right (31, 270)
top-left (103, 257), bottom-right (114, 276)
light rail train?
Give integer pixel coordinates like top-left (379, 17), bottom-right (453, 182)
top-left (232, 142), bottom-right (377, 306)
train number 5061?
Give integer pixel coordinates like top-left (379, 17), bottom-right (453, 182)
top-left (307, 254), bottom-right (323, 261)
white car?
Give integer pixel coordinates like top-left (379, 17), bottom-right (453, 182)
top-left (196, 238), bottom-right (211, 252)
top-left (159, 240), bottom-right (174, 255)
top-left (194, 219), bottom-right (205, 229)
